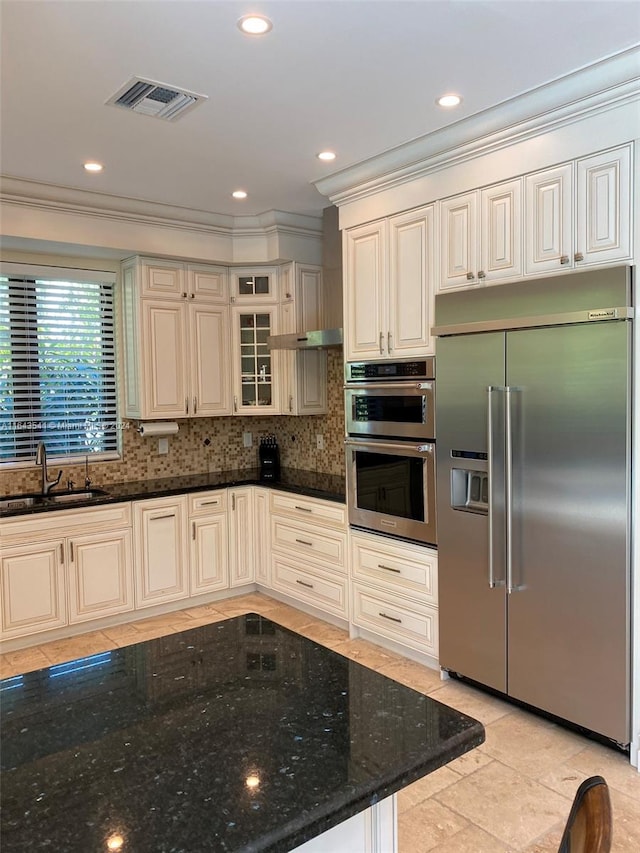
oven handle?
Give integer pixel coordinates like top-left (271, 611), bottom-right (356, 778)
top-left (345, 382), bottom-right (433, 392)
top-left (345, 438), bottom-right (434, 455)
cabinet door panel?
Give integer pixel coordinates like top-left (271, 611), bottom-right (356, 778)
top-left (1, 542), bottom-right (66, 637)
top-left (481, 179), bottom-right (522, 281)
top-left (344, 222), bottom-right (386, 360)
top-left (525, 164), bottom-right (573, 275)
top-left (68, 531), bottom-right (134, 622)
top-left (141, 260), bottom-right (185, 299)
top-left (191, 515), bottom-right (228, 593)
top-left (440, 192), bottom-right (477, 290)
top-left (389, 205), bottom-right (435, 355)
top-left (229, 489), bottom-right (255, 586)
top-left (134, 499), bottom-right (188, 607)
top-left (232, 306), bottom-right (280, 415)
top-left (142, 301), bottom-right (188, 417)
top-left (190, 305), bottom-right (232, 416)
top-left (253, 488), bottom-right (271, 587)
top-left (188, 265), bottom-right (229, 303)
top-left (576, 145), bottom-right (631, 265)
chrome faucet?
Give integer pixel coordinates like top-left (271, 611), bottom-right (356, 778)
top-left (35, 441), bottom-right (62, 495)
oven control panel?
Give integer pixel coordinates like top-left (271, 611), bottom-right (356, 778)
top-left (346, 358), bottom-right (435, 382)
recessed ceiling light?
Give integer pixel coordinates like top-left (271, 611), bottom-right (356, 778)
top-left (83, 161), bottom-right (104, 173)
top-left (238, 15), bottom-right (272, 35)
top-left (437, 94), bottom-right (462, 108)
top-left (317, 151), bottom-right (336, 162)
top-left (232, 190), bottom-right (248, 199)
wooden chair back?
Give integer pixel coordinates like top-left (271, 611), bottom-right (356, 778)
top-left (558, 775), bottom-right (612, 853)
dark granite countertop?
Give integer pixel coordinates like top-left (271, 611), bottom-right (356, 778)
top-left (0, 468), bottom-right (346, 519)
top-left (0, 614), bottom-right (484, 852)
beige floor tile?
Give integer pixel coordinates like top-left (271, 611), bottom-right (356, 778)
top-left (261, 606), bottom-right (319, 632)
top-left (610, 787), bottom-right (640, 851)
top-left (213, 593), bottom-right (282, 617)
top-left (378, 657), bottom-right (444, 695)
top-left (331, 637), bottom-right (405, 670)
top-left (295, 620), bottom-right (350, 648)
top-left (0, 646), bottom-right (52, 677)
top-left (481, 709), bottom-right (588, 778)
top-left (181, 602), bottom-right (226, 619)
top-left (565, 742), bottom-right (640, 800)
top-left (521, 823), bottom-right (565, 852)
top-left (398, 766), bottom-right (461, 812)
top-left (434, 761), bottom-right (570, 850)
top-left (427, 823), bottom-right (514, 853)
top-left (101, 622), bottom-right (179, 647)
top-left (174, 611), bottom-right (230, 628)
top-left (131, 610), bottom-right (194, 630)
top-left (38, 630), bottom-right (115, 665)
top-left (426, 679), bottom-right (514, 726)
top-left (398, 797), bottom-right (470, 852)
top-left (446, 748), bottom-right (494, 777)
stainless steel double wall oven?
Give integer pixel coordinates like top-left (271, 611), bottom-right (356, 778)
top-left (345, 358), bottom-right (437, 545)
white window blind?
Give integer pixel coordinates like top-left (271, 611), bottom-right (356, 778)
top-left (0, 275), bottom-right (118, 463)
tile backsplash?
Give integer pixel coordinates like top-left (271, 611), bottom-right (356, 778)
top-left (1, 351), bottom-right (345, 494)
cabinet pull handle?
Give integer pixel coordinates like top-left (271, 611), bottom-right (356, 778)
top-left (199, 499), bottom-right (220, 507)
top-left (59, 543), bottom-right (64, 564)
top-left (70, 541), bottom-right (74, 562)
top-left (560, 255), bottom-right (570, 265)
top-left (294, 505), bottom-right (312, 512)
top-left (574, 252), bottom-right (584, 262)
top-left (296, 579), bottom-right (314, 589)
top-left (192, 521), bottom-right (196, 540)
top-left (185, 397), bottom-right (189, 415)
top-left (295, 538), bottom-right (313, 547)
top-left (378, 563), bottom-right (401, 574)
top-left (232, 494), bottom-right (236, 511)
top-left (387, 331), bottom-right (392, 353)
top-left (379, 611), bottom-right (402, 623)
top-left (478, 270), bottom-right (486, 279)
top-left (466, 272), bottom-right (475, 281)
top-left (379, 331), bottom-right (384, 354)
top-left (151, 513), bottom-right (175, 521)
top-left (234, 396), bottom-right (238, 413)
top-left (289, 395), bottom-right (293, 413)
top-left (193, 396), bottom-right (198, 414)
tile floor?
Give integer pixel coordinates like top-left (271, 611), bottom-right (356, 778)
top-left (2, 592), bottom-right (639, 852)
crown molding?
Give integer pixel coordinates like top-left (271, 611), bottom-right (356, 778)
top-left (0, 177), bottom-right (322, 238)
top-left (314, 45), bottom-right (640, 206)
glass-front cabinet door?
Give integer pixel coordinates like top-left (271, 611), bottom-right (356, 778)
top-left (230, 266), bottom-right (279, 303)
top-left (232, 306), bottom-right (280, 414)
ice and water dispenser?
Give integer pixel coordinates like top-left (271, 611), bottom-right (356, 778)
top-left (450, 451), bottom-right (489, 514)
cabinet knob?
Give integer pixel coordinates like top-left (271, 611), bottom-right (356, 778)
top-left (574, 252), bottom-right (584, 263)
top-left (478, 270), bottom-right (486, 279)
top-left (560, 255), bottom-right (570, 265)
top-left (182, 292), bottom-right (188, 299)
top-left (466, 272), bottom-right (475, 281)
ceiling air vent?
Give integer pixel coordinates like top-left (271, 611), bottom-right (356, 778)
top-left (106, 77), bottom-right (207, 121)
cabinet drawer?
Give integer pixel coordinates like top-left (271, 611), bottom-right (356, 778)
top-left (351, 582), bottom-right (439, 657)
top-left (271, 517), bottom-right (346, 571)
top-left (188, 490), bottom-right (227, 516)
top-left (351, 532), bottom-right (437, 604)
top-left (0, 502), bottom-right (132, 546)
top-left (269, 492), bottom-right (346, 528)
top-left (271, 554), bottom-right (348, 618)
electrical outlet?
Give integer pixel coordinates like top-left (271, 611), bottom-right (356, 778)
top-left (243, 431), bottom-right (253, 448)
top-left (158, 437), bottom-right (169, 455)
top-left (316, 433), bottom-right (324, 450)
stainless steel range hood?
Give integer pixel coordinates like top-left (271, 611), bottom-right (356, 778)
top-left (267, 328), bottom-right (343, 350)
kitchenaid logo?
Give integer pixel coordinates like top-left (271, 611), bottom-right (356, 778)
top-left (588, 309), bottom-right (617, 320)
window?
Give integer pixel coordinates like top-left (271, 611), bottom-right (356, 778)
top-left (0, 274), bottom-right (118, 463)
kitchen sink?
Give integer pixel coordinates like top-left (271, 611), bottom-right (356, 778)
top-left (0, 494), bottom-right (42, 511)
top-left (46, 489), bottom-right (110, 504)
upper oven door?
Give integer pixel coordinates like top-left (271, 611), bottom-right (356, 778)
top-left (345, 381), bottom-right (435, 439)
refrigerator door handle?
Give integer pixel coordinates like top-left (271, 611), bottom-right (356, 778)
top-left (505, 385), bottom-right (515, 595)
top-left (487, 385), bottom-right (505, 589)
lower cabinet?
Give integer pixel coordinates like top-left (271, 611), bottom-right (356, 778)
top-left (253, 487), bottom-right (271, 586)
top-left (350, 530), bottom-right (439, 660)
top-left (133, 495), bottom-right (189, 608)
top-left (228, 487), bottom-right (255, 587)
top-left (0, 503), bottom-right (134, 640)
top-left (188, 490), bottom-right (229, 594)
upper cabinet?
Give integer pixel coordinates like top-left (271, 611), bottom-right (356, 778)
top-left (439, 179), bottom-right (522, 292)
top-left (525, 145), bottom-right (631, 275)
top-left (230, 267), bottom-right (279, 303)
top-left (121, 257), bottom-right (231, 420)
top-left (344, 205), bottom-right (435, 361)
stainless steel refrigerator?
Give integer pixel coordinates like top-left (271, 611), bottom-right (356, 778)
top-left (434, 266), bottom-right (632, 746)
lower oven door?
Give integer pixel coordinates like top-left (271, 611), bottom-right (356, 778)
top-left (346, 437), bottom-right (437, 545)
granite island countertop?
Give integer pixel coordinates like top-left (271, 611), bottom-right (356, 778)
top-left (0, 614), bottom-right (484, 852)
top-left (0, 467), bottom-right (346, 518)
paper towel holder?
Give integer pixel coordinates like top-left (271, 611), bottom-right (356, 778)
top-left (136, 421), bottom-right (179, 437)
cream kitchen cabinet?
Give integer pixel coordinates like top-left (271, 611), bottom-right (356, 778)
top-left (0, 503), bottom-right (133, 640)
top-left (439, 179), bottom-right (522, 291)
top-left (525, 144), bottom-right (632, 275)
top-left (121, 257), bottom-right (232, 419)
top-left (230, 266), bottom-right (279, 304)
top-left (278, 262), bottom-right (327, 415)
top-left (350, 529), bottom-right (439, 661)
top-left (231, 304), bottom-right (280, 414)
top-left (253, 487), bottom-right (271, 587)
top-left (344, 206), bottom-right (436, 360)
top-left (228, 487), bottom-right (255, 587)
top-left (133, 495), bottom-right (189, 608)
top-left (269, 491), bottom-right (348, 619)
top-left (188, 490), bottom-right (229, 595)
